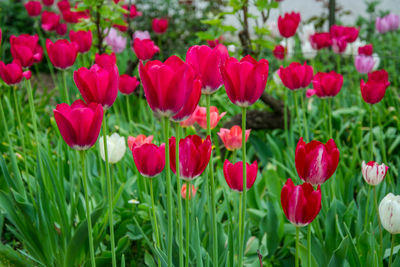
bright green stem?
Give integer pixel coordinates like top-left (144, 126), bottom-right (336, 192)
top-left (126, 95), bottom-right (132, 126)
top-left (369, 105), bottom-right (373, 159)
top-left (163, 117), bottom-right (173, 267)
top-left (283, 89), bottom-right (290, 146)
top-left (364, 185), bottom-right (371, 229)
top-left (308, 224), bottom-right (311, 267)
top-left (373, 186), bottom-right (383, 259)
top-left (296, 227), bottom-right (300, 267)
top-left (80, 151), bottom-right (96, 267)
top-left (149, 178), bottom-right (161, 267)
top-left (62, 70), bottom-right (70, 104)
top-left (13, 88), bottom-right (29, 176)
top-left (175, 123), bottom-right (184, 267)
top-left (185, 181), bottom-right (190, 267)
top-left (102, 113), bottom-right (117, 267)
top-left (389, 234), bottom-right (395, 267)
top-left (205, 94), bottom-right (218, 266)
top-left (300, 91), bottom-right (309, 141)
top-left (294, 92), bottom-right (301, 137)
top-left (238, 107), bottom-right (247, 266)
top-left (328, 98), bottom-right (333, 138)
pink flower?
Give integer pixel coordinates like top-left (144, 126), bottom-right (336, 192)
top-left (355, 55), bottom-right (375, 74)
top-left (278, 12), bottom-right (301, 38)
top-left (69, 30), bottom-right (92, 54)
top-left (310, 71), bottom-right (343, 98)
top-left (10, 34), bottom-right (43, 68)
top-left (133, 30), bottom-right (151, 40)
top-left (279, 62), bottom-right (313, 90)
top-left (218, 126), bottom-right (250, 151)
top-left (194, 106), bottom-right (226, 129)
top-left (25, 1), bottom-right (42, 17)
top-left (105, 28), bottom-right (127, 54)
top-left (223, 160), bottom-right (258, 192)
top-left (0, 61), bottom-right (31, 85)
top-left (376, 14), bottom-right (400, 33)
top-left (128, 135), bottom-right (153, 151)
top-left (41, 11), bottom-right (60, 31)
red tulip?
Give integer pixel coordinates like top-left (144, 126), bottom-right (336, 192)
top-left (308, 71), bottom-right (343, 98)
top-left (139, 56), bottom-right (196, 117)
top-left (281, 178), bottom-right (321, 226)
top-left (172, 79), bottom-right (202, 122)
top-left (69, 30), bottom-right (92, 54)
top-left (95, 53), bottom-right (117, 68)
top-left (223, 160), bottom-right (258, 192)
top-left (218, 126), bottom-right (251, 151)
top-left (207, 36), bottom-right (224, 48)
top-left (358, 44), bottom-right (373, 56)
top-left (194, 106), bottom-right (226, 129)
top-left (133, 38), bottom-right (159, 61)
top-left (74, 64), bottom-right (119, 109)
top-left (295, 137), bottom-right (339, 185)
top-left (169, 135), bottom-right (212, 180)
top-left (10, 34), bottom-right (43, 68)
top-left (152, 18), bottom-right (168, 34)
top-left (25, 1), bottom-right (42, 17)
top-left (0, 61), bottom-right (31, 85)
top-left (330, 25), bottom-right (359, 43)
top-left (221, 55), bottom-right (269, 107)
top-left (181, 183), bottom-right (197, 200)
top-left (186, 44), bottom-right (229, 94)
top-left (41, 11), bottom-right (60, 31)
top-left (57, 0), bottom-right (70, 11)
top-left (128, 135), bottom-right (153, 151)
top-left (122, 4), bottom-right (142, 19)
top-left (273, 45), bottom-right (285, 60)
top-left (132, 143), bottom-right (165, 177)
top-left (56, 23), bottom-right (67, 36)
top-left (278, 12), bottom-right (301, 38)
top-left (53, 99), bottom-right (104, 150)
top-left (42, 0), bottom-right (54, 6)
top-left (310, 32), bottom-right (332, 49)
top-left (279, 62), bottom-right (313, 90)
top-left (118, 74), bottom-right (140, 95)
top-left (360, 69), bottom-right (390, 104)
top-left (46, 39), bottom-right (78, 69)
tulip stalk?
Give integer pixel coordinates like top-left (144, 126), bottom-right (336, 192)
top-left (205, 94), bottom-right (218, 266)
top-left (149, 178), bottom-right (161, 267)
top-left (296, 227), bottom-right (300, 267)
top-left (163, 117), bottom-right (173, 267)
top-left (389, 234), bottom-right (395, 267)
top-left (80, 151), bottom-right (96, 267)
top-left (185, 180), bottom-right (190, 267)
top-left (308, 225), bottom-right (311, 267)
top-left (300, 91), bottom-right (309, 141)
top-left (238, 106), bottom-right (247, 266)
top-left (101, 113), bottom-right (117, 267)
top-left (373, 186), bottom-right (383, 259)
top-left (369, 104), bottom-right (373, 159)
top-left (175, 123), bottom-right (184, 267)
top-left (328, 98), bottom-right (333, 138)
top-left (62, 70), bottom-right (70, 104)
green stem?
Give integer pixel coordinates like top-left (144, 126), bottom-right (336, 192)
top-left (373, 186), bottom-right (383, 260)
top-left (126, 95), bottom-right (132, 127)
top-left (163, 117), bottom-right (173, 267)
top-left (80, 151), bottom-right (96, 267)
top-left (205, 94), bottom-right (218, 266)
top-left (185, 181), bottom-right (190, 267)
top-left (389, 234), bottom-right (395, 267)
top-left (296, 227), bottom-right (300, 267)
top-left (102, 113), bottom-right (116, 267)
top-left (13, 88), bottom-right (29, 176)
top-left (294, 91), bottom-right (301, 138)
top-left (175, 123), bottom-right (184, 267)
top-left (308, 224), bottom-right (311, 267)
top-left (364, 185), bottom-right (371, 230)
top-left (238, 107), bottom-right (247, 266)
top-left (369, 104), bottom-right (373, 159)
top-left (328, 98), bottom-right (333, 138)
top-left (300, 91), bottom-right (309, 141)
top-left (62, 70), bottom-right (70, 105)
top-left (149, 178), bottom-right (161, 267)
top-left (283, 88), bottom-right (290, 146)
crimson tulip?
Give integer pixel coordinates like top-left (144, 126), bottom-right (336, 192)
top-left (25, 1), bottom-right (42, 17)
top-left (223, 160), bottom-right (258, 192)
top-left (273, 45), bottom-right (285, 60)
top-left (310, 32), bottom-right (332, 49)
top-left (53, 99), bottom-right (104, 150)
top-left (358, 44), bottom-right (373, 56)
top-left (152, 18), bottom-right (168, 34)
top-left (139, 55), bottom-right (195, 117)
top-left (119, 74), bottom-right (140, 95)
top-left (56, 23), bottom-right (67, 36)
top-left (0, 61), bottom-right (32, 85)
top-left (308, 71), bottom-right (343, 98)
top-left (278, 12), bottom-right (301, 38)
top-left (133, 38), bottom-right (159, 61)
top-left (42, 0), bottom-right (54, 6)
top-left (330, 25), bottom-right (359, 43)
top-left (295, 137), bottom-right (340, 185)
top-left (281, 178), bottom-right (321, 226)
top-left (69, 30), bottom-right (92, 54)
top-left (218, 126), bottom-right (251, 151)
top-left (46, 39), bottom-right (78, 69)
top-left (207, 36), bottom-right (224, 48)
top-left (41, 11), bottom-right (60, 31)
top-left (279, 62), bottom-right (313, 90)
top-left (360, 69), bottom-right (390, 104)
top-left (57, 0), bottom-right (70, 11)
top-left (10, 34), bottom-right (43, 68)
top-left (122, 4), bottom-right (142, 19)
top-left (132, 143), bottom-right (165, 177)
top-left (95, 53), bottom-right (117, 68)
top-left (185, 44), bottom-right (229, 94)
top-left (74, 64), bottom-right (119, 109)
top-left (194, 106), bottom-right (226, 129)
top-left (169, 135), bottom-right (212, 180)
top-left (172, 79), bottom-right (202, 122)
top-left (128, 134), bottom-right (153, 151)
top-left (220, 55), bottom-right (269, 107)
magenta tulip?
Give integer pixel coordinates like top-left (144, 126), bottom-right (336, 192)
top-left (46, 39), bottom-right (78, 69)
top-left (119, 74), bottom-right (140, 95)
top-left (172, 79), bottom-right (202, 122)
top-left (360, 69), bottom-right (390, 104)
top-left (278, 12), bottom-right (301, 38)
top-left (41, 11), bottom-right (60, 31)
top-left (152, 18), bottom-right (168, 34)
top-left (69, 30), bottom-right (92, 54)
top-left (25, 1), bottom-right (42, 17)
top-left (279, 62), bottom-right (314, 90)
top-left (308, 71), bottom-right (343, 98)
top-left (223, 160), bottom-right (258, 192)
top-left (132, 143), bottom-right (165, 177)
top-left (133, 38), bottom-right (160, 61)
top-left (10, 34), bottom-right (43, 68)
top-left (0, 61), bottom-right (31, 85)
top-left (310, 32), bottom-right (332, 50)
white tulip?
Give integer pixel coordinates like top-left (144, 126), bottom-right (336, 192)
top-left (361, 161), bottom-right (388, 186)
top-left (379, 193), bottom-right (400, 234)
top-left (99, 133), bottom-right (126, 164)
top-left (227, 44), bottom-right (236, 53)
top-left (280, 38), bottom-right (295, 59)
top-left (273, 70), bottom-right (282, 86)
top-left (298, 23), bottom-right (315, 43)
top-left (301, 41), bottom-right (317, 59)
top-left (372, 53), bottom-right (380, 70)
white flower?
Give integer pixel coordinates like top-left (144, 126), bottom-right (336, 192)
top-left (372, 53), bottom-right (380, 70)
top-left (345, 38), bottom-right (366, 57)
top-left (379, 193), bottom-right (400, 234)
top-left (99, 133), bottom-right (126, 164)
top-left (362, 161), bottom-right (388, 186)
top-left (227, 44), bottom-right (236, 53)
top-left (128, 199), bottom-right (140, 204)
top-left (280, 38), bottom-right (295, 59)
top-left (301, 41), bottom-right (317, 59)
top-left (298, 23), bottom-right (315, 43)
top-left (133, 30), bottom-right (151, 40)
top-left (266, 21), bottom-right (280, 38)
top-left (273, 69), bottom-right (282, 86)
top-left (104, 28), bottom-right (127, 54)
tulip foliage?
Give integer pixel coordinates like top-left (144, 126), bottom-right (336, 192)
top-left (1, 1), bottom-right (400, 267)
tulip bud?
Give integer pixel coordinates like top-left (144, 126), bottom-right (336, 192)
top-left (278, 12), bottom-right (301, 38)
top-left (69, 30), bottom-right (92, 54)
top-left (362, 161), bottom-right (388, 186)
top-left (25, 1), bottom-right (42, 17)
top-left (133, 38), bottom-right (160, 61)
top-left (273, 45), bottom-right (285, 60)
top-left (152, 18), bottom-right (168, 34)
top-left (279, 62), bottom-right (313, 90)
top-left (360, 69), bottom-right (390, 104)
top-left (379, 193), bottom-right (400, 234)
top-left (311, 71), bottom-right (343, 98)
top-left (46, 39), bottom-right (78, 69)
top-left (10, 34), bottom-right (43, 68)
top-left (119, 74), bottom-right (140, 95)
top-left (99, 133), bottom-right (126, 164)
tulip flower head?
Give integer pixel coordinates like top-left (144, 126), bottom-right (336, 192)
top-left (132, 143), bottom-right (165, 178)
top-left (128, 135), bottom-right (153, 151)
top-left (223, 160), bottom-right (258, 192)
top-left (273, 45), bottom-right (286, 60)
top-left (10, 34), bottom-right (43, 68)
top-left (172, 79), bottom-right (202, 122)
top-left (310, 32), bottom-right (332, 50)
top-left (281, 178), bottom-right (321, 227)
top-left (41, 11), bottom-right (60, 32)
top-left (133, 31), bottom-right (151, 40)
top-left (53, 100), bottom-right (104, 150)
top-left (105, 28), bottom-right (127, 54)
top-left (279, 62), bottom-right (313, 90)
top-left (194, 106), bottom-right (226, 129)
top-left (358, 44), bottom-right (373, 56)
top-left (379, 193), bottom-right (400, 234)
top-left (169, 135), bottom-right (212, 180)
top-left (376, 14), bottom-right (400, 34)
top-left (295, 137), bottom-right (340, 185)
top-left (133, 38), bottom-right (160, 61)
top-left (354, 55), bottom-right (375, 74)
top-left (220, 55), bottom-right (269, 107)
top-left (0, 61), bottom-right (31, 85)
top-left (46, 39), bottom-right (78, 69)
top-left (99, 133), bottom-right (126, 164)
top-left (152, 18), bottom-right (168, 34)
top-left (362, 161), bottom-right (388, 186)
top-left (308, 71), bottom-right (343, 98)
top-left (277, 12), bottom-right (301, 38)
top-left (218, 126), bottom-right (251, 151)
top-left (181, 183), bottom-right (197, 200)
top-left (119, 74), bottom-right (140, 95)
top-left (69, 30), bottom-right (92, 54)
top-left (123, 4), bottom-right (142, 19)
top-left (360, 69), bottom-right (390, 104)
top-left (42, 0), bottom-right (54, 6)
top-left (25, 1), bottom-right (42, 17)
top-left (330, 25), bottom-right (359, 43)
